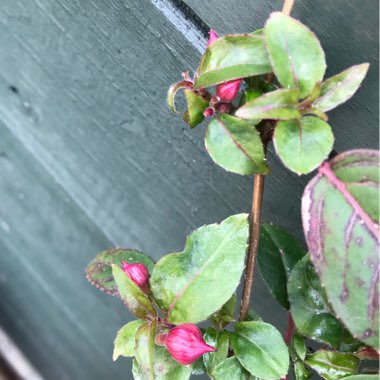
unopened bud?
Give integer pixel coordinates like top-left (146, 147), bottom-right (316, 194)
top-left (121, 260), bottom-right (150, 293)
top-left (203, 107), bottom-right (215, 118)
top-left (207, 29), bottom-right (219, 47)
top-left (165, 324), bottom-right (216, 365)
top-left (215, 79), bottom-right (242, 102)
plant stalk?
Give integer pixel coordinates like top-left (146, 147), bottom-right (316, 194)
top-left (239, 174), bottom-right (265, 321)
top-left (238, 0), bottom-right (295, 322)
top-left (282, 0), bottom-right (295, 16)
top-left (284, 313), bottom-right (295, 344)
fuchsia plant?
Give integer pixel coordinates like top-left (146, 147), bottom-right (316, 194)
top-left (86, 1), bottom-right (379, 379)
top-left (164, 324), bottom-right (216, 366)
top-left (121, 260), bottom-right (150, 294)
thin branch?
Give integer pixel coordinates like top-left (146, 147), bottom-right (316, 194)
top-left (239, 174), bottom-right (265, 321)
top-left (238, 0), bottom-right (295, 322)
top-left (282, 0), bottom-right (295, 16)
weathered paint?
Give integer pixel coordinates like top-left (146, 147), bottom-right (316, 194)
top-left (0, 0), bottom-right (377, 378)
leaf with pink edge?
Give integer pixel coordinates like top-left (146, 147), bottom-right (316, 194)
top-left (314, 63), bottom-right (369, 112)
top-left (205, 114), bottom-right (269, 176)
top-left (194, 34), bottom-right (271, 89)
top-left (265, 12), bottom-right (326, 98)
top-left (302, 150), bottom-right (379, 349)
top-left (273, 116), bottom-right (334, 175)
top-left (86, 248), bottom-right (154, 296)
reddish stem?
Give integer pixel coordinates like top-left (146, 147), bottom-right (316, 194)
top-left (238, 0), bottom-right (296, 322)
top-left (284, 313), bottom-right (295, 345)
top-left (239, 174), bottom-right (265, 321)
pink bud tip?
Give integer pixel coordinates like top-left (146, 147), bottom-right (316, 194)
top-left (121, 260), bottom-right (150, 292)
top-left (215, 79), bottom-right (242, 102)
top-left (207, 29), bottom-right (219, 47)
top-left (165, 324), bottom-right (216, 365)
top-left (203, 107), bottom-right (215, 118)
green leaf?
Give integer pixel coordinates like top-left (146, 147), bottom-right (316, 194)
top-left (205, 114), bottom-right (269, 176)
top-left (342, 376), bottom-right (380, 380)
top-left (134, 338), bottom-right (192, 380)
top-left (86, 248), bottom-right (154, 296)
top-left (302, 150), bottom-right (380, 349)
top-left (167, 80), bottom-right (193, 113)
top-left (244, 89), bottom-right (262, 103)
top-left (151, 214), bottom-right (249, 324)
top-left (257, 224), bottom-right (305, 309)
top-left (231, 321), bottom-right (289, 379)
top-left (290, 335), bottom-right (312, 380)
top-left (135, 320), bottom-right (157, 380)
top-left (265, 12), bottom-right (326, 98)
top-left (153, 346), bottom-right (192, 380)
top-left (251, 29), bottom-right (264, 36)
top-left (182, 89), bottom-right (209, 128)
top-left (288, 256), bottom-right (347, 348)
top-left (304, 81), bottom-right (322, 104)
top-left (132, 358), bottom-right (146, 380)
top-left (209, 294), bottom-right (236, 329)
top-left (247, 309), bottom-right (263, 322)
top-left (194, 34), bottom-right (271, 89)
top-left (211, 357), bottom-right (253, 380)
top-left (236, 89), bottom-right (301, 120)
top-left (112, 264), bottom-right (157, 319)
top-left (294, 361), bottom-right (313, 380)
top-left (191, 358), bottom-right (206, 375)
top-left (273, 116), bottom-right (334, 175)
top-left (314, 63), bottom-right (369, 112)
top-left (113, 320), bottom-right (145, 360)
top-left (203, 328), bottom-right (229, 374)
top-left (290, 334), bottom-right (307, 361)
top-left (305, 351), bottom-right (360, 380)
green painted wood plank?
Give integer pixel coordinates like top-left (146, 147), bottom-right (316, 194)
top-left (0, 122), bottom-right (137, 378)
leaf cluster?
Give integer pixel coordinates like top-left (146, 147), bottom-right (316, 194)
top-left (168, 12), bottom-right (369, 176)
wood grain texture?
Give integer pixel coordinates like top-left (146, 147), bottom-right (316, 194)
top-left (0, 0), bottom-right (377, 378)
top-left (0, 123), bottom-right (132, 379)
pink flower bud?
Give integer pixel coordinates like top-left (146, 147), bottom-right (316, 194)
top-left (203, 107), bottom-right (215, 118)
top-left (121, 260), bottom-right (150, 293)
top-left (165, 324), bottom-right (216, 365)
top-left (215, 79), bottom-right (242, 102)
top-left (207, 29), bottom-right (219, 47)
